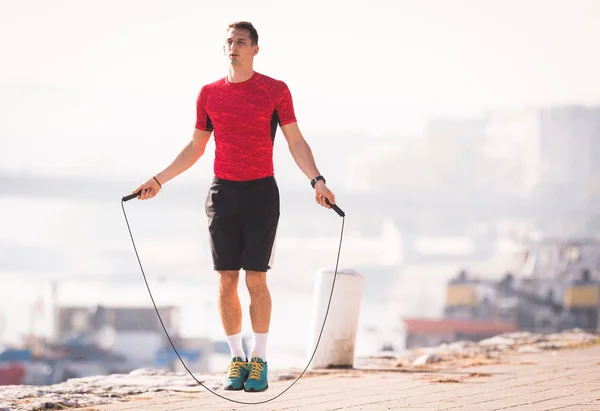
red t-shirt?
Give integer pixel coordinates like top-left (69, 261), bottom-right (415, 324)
top-left (195, 72), bottom-right (297, 181)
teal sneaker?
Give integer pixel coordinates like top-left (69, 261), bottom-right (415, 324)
top-left (244, 352), bottom-right (268, 392)
top-left (222, 356), bottom-right (249, 391)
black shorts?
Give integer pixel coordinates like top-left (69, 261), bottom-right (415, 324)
top-left (204, 175), bottom-right (280, 272)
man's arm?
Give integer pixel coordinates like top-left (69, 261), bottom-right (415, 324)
top-left (155, 128), bottom-right (212, 185)
top-left (281, 122), bottom-right (321, 181)
top-left (132, 128), bottom-right (211, 199)
top-left (281, 122), bottom-right (336, 206)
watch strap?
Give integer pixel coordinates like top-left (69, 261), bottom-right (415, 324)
top-left (311, 175), bottom-right (326, 188)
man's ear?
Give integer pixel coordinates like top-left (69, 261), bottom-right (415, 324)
top-left (253, 45), bottom-right (260, 55)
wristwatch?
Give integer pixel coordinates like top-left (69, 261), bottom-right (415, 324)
top-left (311, 175), bottom-right (326, 188)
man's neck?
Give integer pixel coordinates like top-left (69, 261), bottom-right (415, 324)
top-left (227, 66), bottom-right (255, 83)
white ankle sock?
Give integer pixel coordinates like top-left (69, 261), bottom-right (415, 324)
top-left (226, 332), bottom-right (245, 359)
top-left (253, 332), bottom-right (268, 360)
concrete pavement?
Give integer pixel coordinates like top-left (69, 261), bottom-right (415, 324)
top-left (74, 343), bottom-right (600, 411)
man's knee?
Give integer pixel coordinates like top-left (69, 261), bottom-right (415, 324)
top-left (245, 270), bottom-right (267, 293)
top-left (217, 270), bottom-right (239, 293)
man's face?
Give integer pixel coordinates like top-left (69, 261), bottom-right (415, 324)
top-left (224, 28), bottom-right (258, 65)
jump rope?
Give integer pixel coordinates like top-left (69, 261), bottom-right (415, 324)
top-left (121, 188), bottom-right (345, 405)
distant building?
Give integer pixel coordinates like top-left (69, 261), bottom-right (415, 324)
top-left (57, 305), bottom-right (180, 366)
top-left (539, 106), bottom-right (600, 186)
top-left (57, 305), bottom-right (180, 338)
top-left (483, 109), bottom-right (543, 197)
top-left (485, 105), bottom-right (600, 200)
top-left (345, 105), bottom-right (600, 200)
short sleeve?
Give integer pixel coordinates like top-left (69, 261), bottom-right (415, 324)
top-left (274, 81), bottom-right (297, 126)
top-left (195, 86), bottom-right (213, 131)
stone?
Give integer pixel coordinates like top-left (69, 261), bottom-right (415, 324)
top-left (517, 345), bottom-right (541, 354)
top-left (412, 354), bottom-right (440, 366)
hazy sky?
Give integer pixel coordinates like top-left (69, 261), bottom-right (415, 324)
top-left (1, 0), bottom-right (599, 179)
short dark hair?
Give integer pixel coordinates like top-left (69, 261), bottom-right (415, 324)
top-left (227, 21), bottom-right (259, 45)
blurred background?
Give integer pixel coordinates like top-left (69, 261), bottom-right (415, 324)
top-left (1, 0), bottom-right (599, 385)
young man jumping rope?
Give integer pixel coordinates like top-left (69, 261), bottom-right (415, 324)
top-left (132, 21), bottom-right (337, 392)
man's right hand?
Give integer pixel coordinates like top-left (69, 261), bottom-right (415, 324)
top-left (132, 177), bottom-right (161, 200)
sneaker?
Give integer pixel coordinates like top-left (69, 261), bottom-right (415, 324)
top-left (222, 356), bottom-right (249, 391)
top-left (244, 352), bottom-right (268, 392)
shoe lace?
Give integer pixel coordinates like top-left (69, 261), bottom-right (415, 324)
top-left (248, 358), bottom-right (264, 380)
top-left (227, 359), bottom-right (248, 378)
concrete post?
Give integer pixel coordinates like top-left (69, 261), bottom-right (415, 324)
top-left (308, 268), bottom-right (364, 369)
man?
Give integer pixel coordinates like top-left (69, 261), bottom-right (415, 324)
top-left (132, 21), bottom-right (337, 393)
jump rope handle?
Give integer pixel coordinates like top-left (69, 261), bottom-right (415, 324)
top-left (122, 190), bottom-right (142, 202)
top-left (325, 198), bottom-right (345, 217)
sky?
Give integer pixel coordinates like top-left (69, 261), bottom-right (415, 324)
top-left (1, 0), bottom-right (599, 179)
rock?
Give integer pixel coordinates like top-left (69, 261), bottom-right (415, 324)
top-left (447, 341), bottom-right (479, 353)
top-left (413, 354), bottom-right (440, 366)
top-left (129, 368), bottom-right (173, 376)
top-left (478, 336), bottom-right (515, 351)
top-left (485, 351), bottom-right (501, 359)
top-left (518, 345), bottom-right (541, 354)
top-left (274, 372), bottom-right (296, 381)
top-left (501, 332), bottom-right (545, 345)
top-left (540, 341), bottom-right (569, 350)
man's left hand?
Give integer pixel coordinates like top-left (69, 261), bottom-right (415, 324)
top-left (314, 181), bottom-right (336, 209)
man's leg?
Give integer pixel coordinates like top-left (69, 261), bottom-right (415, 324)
top-left (204, 180), bottom-right (248, 390)
top-left (245, 270), bottom-right (271, 360)
top-left (239, 177), bottom-right (279, 392)
top-left (217, 270), bottom-right (245, 358)
top-left (217, 269), bottom-right (250, 391)
top-left (243, 270), bottom-right (271, 392)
